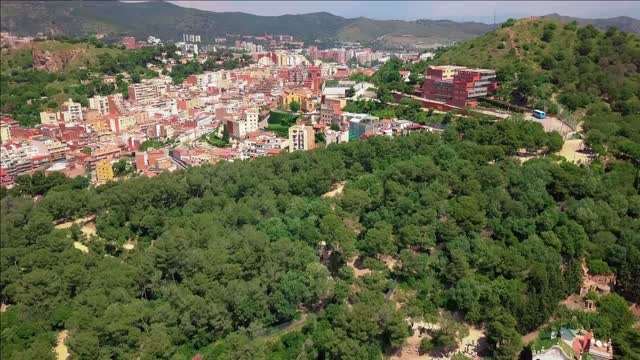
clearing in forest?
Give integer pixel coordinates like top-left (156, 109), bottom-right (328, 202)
top-left (557, 139), bottom-right (591, 164)
top-left (322, 181), bottom-right (346, 198)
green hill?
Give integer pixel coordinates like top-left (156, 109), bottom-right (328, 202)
top-left (542, 13), bottom-right (640, 34)
top-left (434, 18), bottom-right (640, 114)
top-left (434, 18), bottom-right (640, 157)
top-left (0, 40), bottom-right (157, 127)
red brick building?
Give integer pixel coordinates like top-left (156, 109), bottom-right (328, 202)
top-left (121, 36), bottom-right (137, 50)
top-left (422, 65), bottom-right (497, 108)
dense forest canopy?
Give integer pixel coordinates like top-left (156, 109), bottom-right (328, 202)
top-left (1, 115), bottom-right (639, 359)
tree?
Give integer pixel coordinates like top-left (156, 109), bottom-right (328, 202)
top-left (487, 314), bottom-right (522, 360)
top-left (222, 124), bottom-right (230, 143)
top-left (345, 87), bottom-right (356, 98)
top-left (289, 100), bottom-right (301, 113)
top-left (546, 132), bottom-right (564, 153)
top-left (362, 221), bottom-right (396, 257)
top-left (419, 337), bottom-right (433, 354)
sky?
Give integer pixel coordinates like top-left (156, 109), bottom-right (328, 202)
top-left (167, 1), bottom-right (640, 23)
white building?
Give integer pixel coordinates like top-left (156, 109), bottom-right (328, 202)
top-left (61, 98), bottom-right (83, 122)
top-left (288, 124), bottom-right (315, 152)
top-left (244, 109), bottom-right (259, 134)
top-left (89, 95), bottom-right (110, 115)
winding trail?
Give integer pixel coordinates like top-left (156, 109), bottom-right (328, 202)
top-left (55, 330), bottom-right (70, 360)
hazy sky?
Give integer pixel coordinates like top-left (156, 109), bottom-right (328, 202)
top-left (168, 1), bottom-right (639, 23)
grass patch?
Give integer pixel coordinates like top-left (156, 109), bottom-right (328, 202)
top-left (266, 124), bottom-right (291, 138)
top-left (206, 133), bottom-right (230, 148)
top-left (268, 110), bottom-right (299, 125)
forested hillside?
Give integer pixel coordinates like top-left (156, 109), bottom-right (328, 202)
top-left (2, 115), bottom-right (639, 359)
top-left (0, 39), bottom-right (249, 127)
top-left (435, 18), bottom-right (640, 158)
top-left (0, 39), bottom-right (164, 127)
top-left (436, 18), bottom-right (640, 112)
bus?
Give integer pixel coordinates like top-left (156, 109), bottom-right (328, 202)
top-left (532, 109), bottom-right (546, 119)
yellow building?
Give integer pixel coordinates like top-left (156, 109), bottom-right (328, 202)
top-left (281, 89), bottom-right (315, 111)
top-left (39, 111), bottom-right (59, 125)
top-left (428, 65), bottom-right (467, 80)
top-left (0, 123), bottom-right (11, 144)
top-left (281, 91), bottom-right (303, 109)
top-left (96, 160), bottom-right (114, 182)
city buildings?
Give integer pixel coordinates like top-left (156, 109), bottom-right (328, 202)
top-left (422, 65), bottom-right (497, 108)
top-left (0, 37), bottom-right (428, 187)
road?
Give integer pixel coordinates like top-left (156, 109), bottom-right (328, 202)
top-left (169, 155), bottom-right (189, 170)
top-left (473, 108), bottom-right (573, 137)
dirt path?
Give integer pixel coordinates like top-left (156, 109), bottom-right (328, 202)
top-left (55, 215), bottom-right (97, 237)
top-left (73, 242), bottom-right (89, 254)
top-left (55, 330), bottom-right (70, 360)
top-left (506, 28), bottom-right (522, 59)
top-left (347, 258), bottom-right (371, 278)
top-left (322, 181), bottom-right (345, 198)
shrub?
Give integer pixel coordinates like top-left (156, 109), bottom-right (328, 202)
top-left (419, 338), bottom-right (433, 354)
top-left (501, 19), bottom-right (516, 28)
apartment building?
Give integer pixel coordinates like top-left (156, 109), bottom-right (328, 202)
top-left (244, 109), bottom-right (259, 133)
top-left (30, 138), bottom-right (69, 161)
top-left (89, 95), bottom-right (110, 115)
top-left (107, 112), bottom-right (143, 134)
top-left (325, 129), bottom-right (350, 146)
top-left (0, 142), bottom-right (42, 179)
top-left (320, 97), bottom-right (347, 125)
top-left (288, 124), bottom-right (315, 152)
top-left (61, 98), bottom-right (84, 122)
top-left (347, 114), bottom-right (380, 140)
top-left (128, 83), bottom-right (160, 105)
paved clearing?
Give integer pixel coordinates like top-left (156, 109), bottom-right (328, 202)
top-left (526, 115), bottom-right (572, 137)
top-left (557, 139), bottom-right (591, 164)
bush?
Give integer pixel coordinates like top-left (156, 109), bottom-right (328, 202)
top-left (587, 259), bottom-right (612, 275)
top-left (419, 338), bottom-right (433, 354)
top-left (501, 19), bottom-right (516, 28)
top-left (497, 43), bottom-right (505, 49)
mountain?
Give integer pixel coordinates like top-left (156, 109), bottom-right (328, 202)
top-left (542, 13), bottom-right (640, 34)
top-left (0, 1), bottom-right (493, 48)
